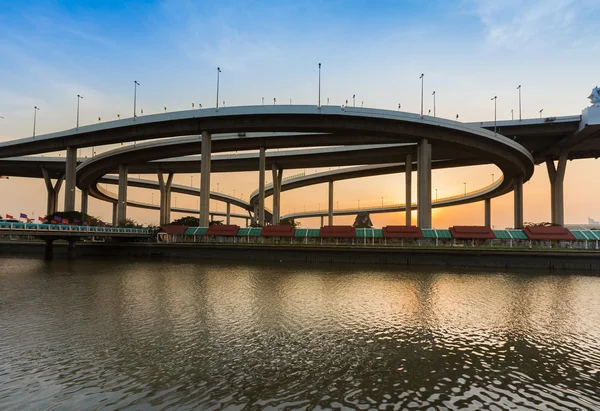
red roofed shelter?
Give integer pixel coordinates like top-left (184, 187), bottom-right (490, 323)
top-left (206, 225), bottom-right (240, 237)
top-left (159, 225), bottom-right (188, 243)
top-left (449, 226), bottom-right (496, 239)
top-left (383, 225), bottom-right (423, 238)
top-left (260, 225), bottom-right (295, 237)
top-left (320, 226), bottom-right (356, 238)
top-left (523, 226), bottom-right (576, 241)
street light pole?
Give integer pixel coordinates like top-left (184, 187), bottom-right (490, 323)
top-left (216, 67), bottom-right (221, 109)
top-left (76, 94), bottom-right (83, 129)
top-left (491, 96), bottom-right (497, 133)
top-left (491, 173), bottom-right (495, 183)
top-left (463, 182), bottom-right (466, 195)
top-left (517, 85), bottom-right (522, 121)
top-left (435, 188), bottom-right (438, 201)
top-left (133, 81), bottom-right (140, 118)
top-left (432, 91), bottom-right (436, 117)
top-left (420, 73), bottom-right (424, 118)
top-left (353, 94), bottom-right (356, 107)
top-left (318, 63), bottom-right (321, 107)
top-left (33, 106), bottom-right (39, 137)
top-left (539, 108), bottom-right (544, 118)
top-left (511, 109), bottom-right (514, 120)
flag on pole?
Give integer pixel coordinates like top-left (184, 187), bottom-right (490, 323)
top-left (6, 214), bottom-right (13, 219)
top-left (38, 217), bottom-right (46, 222)
top-left (54, 215), bottom-right (61, 222)
top-left (20, 213), bottom-right (28, 219)
top-left (27, 218), bottom-right (32, 223)
top-left (61, 218), bottom-right (69, 224)
top-left (51, 220), bottom-right (58, 224)
top-left (74, 218), bottom-right (81, 224)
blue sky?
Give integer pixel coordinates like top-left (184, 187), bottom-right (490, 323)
top-left (1, 0), bottom-right (599, 226)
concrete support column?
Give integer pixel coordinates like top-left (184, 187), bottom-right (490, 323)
top-left (42, 168), bottom-right (64, 216)
top-left (545, 152), bottom-right (568, 226)
top-left (405, 153), bottom-right (412, 226)
top-left (200, 131), bottom-right (212, 227)
top-left (417, 139), bottom-right (432, 228)
top-left (271, 164), bottom-right (283, 224)
top-left (328, 181), bottom-right (334, 226)
top-left (112, 203), bottom-right (118, 227)
top-left (484, 198), bottom-right (491, 228)
top-left (226, 203), bottom-right (231, 225)
top-left (158, 171), bottom-right (174, 225)
top-left (117, 164), bottom-right (128, 225)
top-left (81, 188), bottom-right (89, 216)
top-left (258, 147), bottom-right (266, 226)
top-left (514, 175), bottom-right (524, 229)
top-left (64, 147), bottom-right (77, 211)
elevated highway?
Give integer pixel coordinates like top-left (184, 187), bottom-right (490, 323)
top-left (1, 103), bottom-right (597, 228)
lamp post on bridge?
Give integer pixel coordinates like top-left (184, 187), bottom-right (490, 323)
top-left (517, 85), bottom-right (522, 121)
top-left (491, 173), bottom-right (494, 183)
top-left (420, 73), bottom-right (424, 118)
top-left (432, 91), bottom-right (436, 117)
top-left (216, 67), bottom-right (221, 109)
top-left (318, 63), bottom-right (322, 107)
top-left (33, 106), bottom-right (39, 137)
top-left (133, 81), bottom-right (140, 119)
top-left (491, 96), bottom-right (497, 133)
top-left (464, 182), bottom-right (466, 196)
top-left (76, 94), bottom-right (83, 129)
top-left (539, 108), bottom-right (544, 118)
top-left (353, 94), bottom-right (356, 107)
top-left (511, 109), bottom-right (514, 120)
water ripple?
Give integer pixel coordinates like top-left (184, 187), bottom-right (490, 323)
top-left (0, 259), bottom-right (599, 410)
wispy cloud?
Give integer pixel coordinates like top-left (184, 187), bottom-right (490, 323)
top-left (467, 0), bottom-right (598, 49)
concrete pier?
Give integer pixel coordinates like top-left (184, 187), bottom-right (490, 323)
top-left (112, 203), bottom-right (118, 226)
top-left (546, 151), bottom-right (568, 226)
top-left (117, 164), bottom-right (128, 225)
top-left (258, 147), bottom-right (266, 226)
top-left (417, 140), bottom-right (432, 228)
top-left (200, 131), bottom-right (212, 227)
top-left (328, 181), bottom-right (334, 226)
top-left (158, 171), bottom-right (174, 225)
top-left (514, 175), bottom-right (524, 229)
top-left (405, 153), bottom-right (412, 226)
top-left (64, 147), bottom-right (77, 211)
top-left (42, 168), bottom-right (64, 216)
top-left (484, 198), bottom-right (491, 228)
top-left (81, 188), bottom-right (89, 216)
top-left (271, 164), bottom-right (283, 224)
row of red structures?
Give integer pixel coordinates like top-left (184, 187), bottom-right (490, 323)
top-left (163, 224), bottom-right (577, 240)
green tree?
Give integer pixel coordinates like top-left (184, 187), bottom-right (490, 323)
top-left (170, 216), bottom-right (199, 226)
top-left (280, 218), bottom-right (301, 227)
top-left (118, 218), bottom-right (139, 228)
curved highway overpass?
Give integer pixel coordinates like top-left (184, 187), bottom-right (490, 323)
top-left (3, 103), bottom-right (597, 227)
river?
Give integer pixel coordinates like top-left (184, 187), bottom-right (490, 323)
top-left (1, 258), bottom-right (599, 410)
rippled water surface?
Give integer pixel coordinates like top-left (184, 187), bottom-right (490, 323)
top-left (1, 258), bottom-right (600, 410)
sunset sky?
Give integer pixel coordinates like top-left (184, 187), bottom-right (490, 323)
top-left (1, 0), bottom-right (599, 228)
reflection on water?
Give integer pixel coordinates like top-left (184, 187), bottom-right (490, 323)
top-left (1, 258), bottom-right (599, 410)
